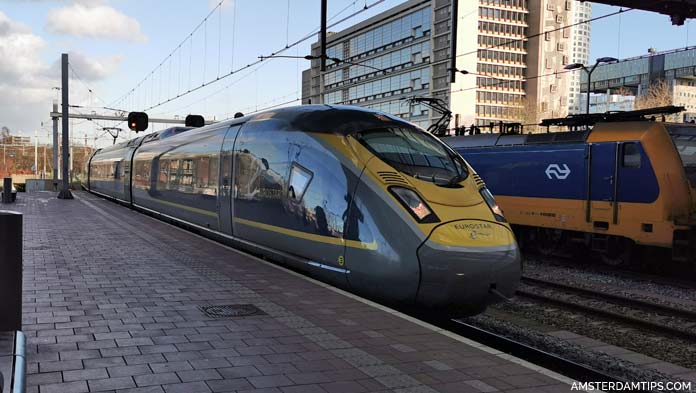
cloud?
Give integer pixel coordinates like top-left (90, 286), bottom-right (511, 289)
top-left (0, 11), bottom-right (122, 134)
top-left (48, 52), bottom-right (124, 81)
top-left (46, 2), bottom-right (147, 43)
top-left (0, 9), bottom-right (30, 36)
top-left (210, 0), bottom-right (234, 11)
top-left (0, 12), bottom-right (47, 86)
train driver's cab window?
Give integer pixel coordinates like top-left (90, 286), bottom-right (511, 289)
top-left (288, 163), bottom-right (313, 201)
top-left (622, 142), bottom-right (641, 168)
top-left (356, 126), bottom-right (468, 187)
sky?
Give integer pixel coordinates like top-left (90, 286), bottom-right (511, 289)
top-left (0, 0), bottom-right (692, 147)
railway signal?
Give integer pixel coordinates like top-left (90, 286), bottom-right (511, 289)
top-left (127, 112), bottom-right (149, 132)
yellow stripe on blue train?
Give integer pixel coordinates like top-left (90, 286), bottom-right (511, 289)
top-left (447, 106), bottom-right (696, 266)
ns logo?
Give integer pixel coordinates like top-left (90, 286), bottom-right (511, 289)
top-left (545, 164), bottom-right (571, 180)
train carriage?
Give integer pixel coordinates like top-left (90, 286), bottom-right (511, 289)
top-left (448, 110), bottom-right (696, 265)
top-left (84, 105), bottom-right (522, 315)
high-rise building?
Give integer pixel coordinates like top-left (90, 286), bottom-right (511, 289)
top-left (302, 0), bottom-right (575, 131)
top-left (568, 1), bottom-right (591, 114)
top-left (451, 0), bottom-right (530, 129)
top-left (525, 0), bottom-right (575, 125)
top-left (302, 0), bottom-right (440, 130)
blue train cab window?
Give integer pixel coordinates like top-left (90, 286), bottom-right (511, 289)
top-left (288, 163), bottom-right (313, 201)
top-left (622, 142), bottom-right (641, 168)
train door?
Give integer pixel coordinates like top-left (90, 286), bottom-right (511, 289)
top-left (589, 142), bottom-right (618, 229)
top-left (219, 124), bottom-right (242, 235)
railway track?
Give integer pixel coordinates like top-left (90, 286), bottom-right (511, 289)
top-left (524, 254), bottom-right (696, 291)
top-left (518, 276), bottom-right (696, 343)
top-left (442, 319), bottom-right (640, 388)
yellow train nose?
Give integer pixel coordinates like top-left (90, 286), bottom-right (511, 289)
top-left (416, 220), bottom-right (521, 316)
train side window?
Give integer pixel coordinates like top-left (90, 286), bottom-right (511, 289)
top-left (288, 163), bottom-right (313, 201)
top-left (622, 142), bottom-right (641, 168)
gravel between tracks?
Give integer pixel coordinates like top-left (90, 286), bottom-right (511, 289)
top-left (461, 312), bottom-right (690, 389)
top-left (523, 258), bottom-right (696, 311)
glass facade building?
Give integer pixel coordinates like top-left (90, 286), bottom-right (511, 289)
top-left (302, 0), bottom-right (576, 131)
top-left (303, 1), bottom-right (437, 129)
top-left (579, 46), bottom-right (696, 120)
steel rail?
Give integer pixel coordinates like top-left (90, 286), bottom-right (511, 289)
top-left (445, 319), bottom-right (641, 389)
top-left (521, 276), bottom-right (696, 322)
top-left (515, 289), bottom-right (696, 343)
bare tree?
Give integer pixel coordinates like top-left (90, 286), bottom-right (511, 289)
top-left (635, 80), bottom-right (673, 109)
top-left (510, 96), bottom-right (540, 133)
top-left (635, 80), bottom-right (680, 121)
top-left (613, 86), bottom-right (634, 98)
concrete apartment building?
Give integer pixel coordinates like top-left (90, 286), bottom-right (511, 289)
top-left (302, 0), bottom-right (583, 130)
top-left (568, 1), bottom-right (592, 114)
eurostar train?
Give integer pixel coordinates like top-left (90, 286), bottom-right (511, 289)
top-left (84, 105), bottom-right (521, 315)
top-left (448, 111), bottom-right (696, 266)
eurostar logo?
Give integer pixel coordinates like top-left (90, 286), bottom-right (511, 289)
top-left (545, 164), bottom-right (571, 180)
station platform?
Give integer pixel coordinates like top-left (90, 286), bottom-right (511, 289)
top-left (16, 192), bottom-right (575, 393)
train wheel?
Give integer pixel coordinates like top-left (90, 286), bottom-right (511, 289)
top-left (535, 228), bottom-right (562, 256)
top-left (600, 238), bottom-right (633, 267)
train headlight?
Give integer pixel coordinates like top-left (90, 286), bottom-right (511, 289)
top-left (390, 187), bottom-right (439, 223)
top-left (480, 188), bottom-right (506, 223)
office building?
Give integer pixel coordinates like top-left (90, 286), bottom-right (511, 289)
top-left (580, 46), bottom-right (696, 120)
top-left (568, 1), bottom-right (592, 114)
top-left (303, 0), bottom-right (441, 130)
top-left (302, 0), bottom-right (576, 131)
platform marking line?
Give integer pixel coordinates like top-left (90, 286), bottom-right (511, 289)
top-left (74, 192), bottom-right (581, 389)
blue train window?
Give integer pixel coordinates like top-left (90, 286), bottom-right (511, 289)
top-left (622, 142), bottom-right (641, 168)
top-left (288, 163), bottom-right (313, 201)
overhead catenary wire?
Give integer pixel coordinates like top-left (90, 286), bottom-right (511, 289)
top-left (236, 97), bottom-right (302, 118)
top-left (218, 5), bottom-right (222, 78)
top-left (456, 7), bottom-right (633, 59)
top-left (109, 0), bottom-right (228, 109)
top-left (68, 62), bottom-right (125, 113)
top-left (150, 60), bottom-right (269, 117)
top-left (73, 2), bottom-right (626, 137)
top-left (140, 0), bottom-right (386, 112)
top-left (231, 0), bottom-right (237, 72)
top-left (114, 0), bottom-right (364, 117)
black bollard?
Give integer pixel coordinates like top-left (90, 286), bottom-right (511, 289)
top-left (1, 178), bottom-right (11, 204)
top-left (0, 211), bottom-right (22, 332)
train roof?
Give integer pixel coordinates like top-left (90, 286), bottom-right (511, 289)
top-left (446, 129), bottom-right (590, 149)
top-left (212, 104), bottom-right (415, 134)
top-left (105, 105), bottom-right (415, 151)
top-left (447, 121), bottom-right (696, 149)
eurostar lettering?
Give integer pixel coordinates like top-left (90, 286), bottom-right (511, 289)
top-left (454, 223), bottom-right (493, 230)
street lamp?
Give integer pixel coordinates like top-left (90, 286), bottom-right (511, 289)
top-left (450, 67), bottom-right (472, 76)
top-left (565, 57), bottom-right (619, 114)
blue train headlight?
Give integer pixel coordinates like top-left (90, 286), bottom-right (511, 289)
top-left (390, 187), bottom-right (439, 223)
top-left (480, 188), bottom-right (506, 223)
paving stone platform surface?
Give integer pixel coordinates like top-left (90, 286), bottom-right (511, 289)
top-left (15, 192), bottom-right (573, 393)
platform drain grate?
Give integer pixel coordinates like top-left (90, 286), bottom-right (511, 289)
top-left (200, 304), bottom-right (264, 318)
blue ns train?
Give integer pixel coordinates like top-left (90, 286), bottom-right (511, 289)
top-left (84, 105), bottom-right (521, 315)
top-left (448, 117), bottom-right (696, 266)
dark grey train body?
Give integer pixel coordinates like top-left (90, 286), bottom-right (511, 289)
top-left (84, 105), bottom-right (520, 315)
